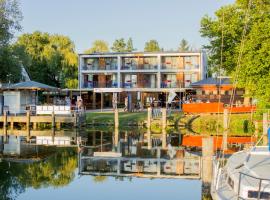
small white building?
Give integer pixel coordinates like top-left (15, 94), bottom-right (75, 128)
top-left (3, 81), bottom-right (57, 114)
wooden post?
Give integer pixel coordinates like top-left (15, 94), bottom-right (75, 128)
top-left (10, 118), bottom-right (14, 133)
top-left (222, 108), bottom-right (228, 151)
top-left (176, 150), bottom-right (185, 175)
top-left (56, 122), bottom-right (61, 130)
top-left (3, 111), bottom-right (7, 143)
top-left (202, 137), bottom-right (214, 195)
top-left (100, 131), bottom-right (103, 152)
top-left (92, 92), bottom-right (96, 109)
top-left (114, 108), bottom-right (119, 128)
top-left (33, 122), bottom-right (37, 130)
top-left (162, 128), bottom-right (167, 149)
top-left (147, 128), bottom-right (151, 150)
top-left (162, 108), bottom-right (167, 129)
top-left (114, 127), bottom-right (119, 150)
top-left (52, 111), bottom-right (55, 143)
top-left (147, 107), bottom-right (151, 129)
top-left (157, 148), bottom-right (161, 176)
top-left (263, 113), bottom-right (268, 146)
top-left (26, 111), bottom-right (30, 142)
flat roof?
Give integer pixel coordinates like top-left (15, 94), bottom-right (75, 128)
top-left (78, 51), bottom-right (203, 56)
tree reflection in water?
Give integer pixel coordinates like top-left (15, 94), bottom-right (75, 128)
top-left (0, 147), bottom-right (77, 200)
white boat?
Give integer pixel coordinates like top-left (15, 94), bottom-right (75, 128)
top-left (211, 146), bottom-right (270, 200)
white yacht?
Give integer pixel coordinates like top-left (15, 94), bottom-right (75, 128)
top-left (211, 146), bottom-right (270, 200)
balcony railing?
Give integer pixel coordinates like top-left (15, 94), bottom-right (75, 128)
top-left (83, 81), bottom-right (118, 88)
top-left (122, 82), bottom-right (156, 88)
top-left (82, 65), bottom-right (118, 71)
top-left (121, 64), bottom-right (158, 70)
top-left (161, 81), bottom-right (183, 88)
top-left (161, 64), bottom-right (200, 70)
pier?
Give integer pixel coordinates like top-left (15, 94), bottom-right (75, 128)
top-left (0, 111), bottom-right (85, 142)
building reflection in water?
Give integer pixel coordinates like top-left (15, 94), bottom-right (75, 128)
top-left (79, 129), bottom-right (201, 179)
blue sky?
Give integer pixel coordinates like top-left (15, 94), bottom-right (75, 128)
top-left (18, 0), bottom-right (235, 53)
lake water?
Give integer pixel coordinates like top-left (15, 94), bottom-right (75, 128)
top-left (1, 128), bottom-right (247, 200)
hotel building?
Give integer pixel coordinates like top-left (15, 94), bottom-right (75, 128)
top-left (78, 51), bottom-right (208, 109)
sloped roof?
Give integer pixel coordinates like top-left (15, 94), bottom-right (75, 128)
top-left (191, 77), bottom-right (231, 87)
top-left (8, 81), bottom-right (58, 91)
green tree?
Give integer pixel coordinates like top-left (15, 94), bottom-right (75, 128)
top-left (0, 0), bottom-right (22, 83)
top-left (84, 40), bottom-right (109, 53)
top-left (111, 38), bottom-right (126, 52)
top-left (0, 0), bottom-right (22, 46)
top-left (200, 0), bottom-right (270, 107)
top-left (178, 39), bottom-right (190, 51)
top-left (144, 40), bottom-right (160, 52)
top-left (0, 46), bottom-right (22, 83)
top-left (126, 37), bottom-right (136, 52)
top-left (15, 31), bottom-right (78, 88)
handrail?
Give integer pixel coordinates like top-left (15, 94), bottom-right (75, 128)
top-left (237, 171), bottom-right (270, 200)
top-left (239, 172), bottom-right (270, 181)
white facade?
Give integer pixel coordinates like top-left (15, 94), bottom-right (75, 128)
top-left (3, 91), bottom-right (34, 114)
top-left (78, 51), bottom-right (208, 92)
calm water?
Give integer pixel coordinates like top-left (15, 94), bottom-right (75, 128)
top-left (0, 129), bottom-right (212, 200)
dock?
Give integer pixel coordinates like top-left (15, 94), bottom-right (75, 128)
top-left (0, 111), bottom-right (86, 141)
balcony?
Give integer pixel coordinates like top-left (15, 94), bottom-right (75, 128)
top-left (83, 81), bottom-right (118, 89)
top-left (82, 65), bottom-right (117, 71)
top-left (122, 57), bottom-right (158, 70)
top-left (122, 82), bottom-right (156, 88)
top-left (161, 81), bottom-right (183, 88)
top-left (121, 64), bottom-right (158, 70)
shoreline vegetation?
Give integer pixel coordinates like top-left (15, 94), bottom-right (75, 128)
top-left (86, 111), bottom-right (261, 136)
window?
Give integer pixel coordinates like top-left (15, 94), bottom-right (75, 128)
top-left (248, 190), bottom-right (270, 199)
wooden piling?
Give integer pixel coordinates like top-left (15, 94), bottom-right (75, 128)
top-left (56, 122), bottom-right (61, 130)
top-left (10, 118), bottom-right (14, 133)
top-left (162, 128), bottom-right (166, 149)
top-left (114, 109), bottom-right (119, 128)
top-left (202, 137), bottom-right (214, 196)
top-left (3, 111), bottom-right (7, 143)
top-left (33, 122), bottom-right (37, 130)
top-left (263, 113), bottom-right (268, 145)
top-left (26, 111), bottom-right (30, 142)
top-left (147, 128), bottom-right (151, 150)
top-left (156, 148), bottom-right (161, 176)
top-left (147, 107), bottom-right (151, 129)
top-left (162, 108), bottom-right (167, 129)
top-left (114, 127), bottom-right (119, 149)
top-left (222, 108), bottom-right (228, 151)
top-left (52, 111), bottom-right (55, 142)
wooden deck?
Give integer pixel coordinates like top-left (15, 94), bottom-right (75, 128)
top-left (0, 111), bottom-right (85, 141)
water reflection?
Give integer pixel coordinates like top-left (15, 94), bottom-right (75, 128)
top-left (0, 145), bottom-right (77, 200)
top-left (79, 130), bottom-right (200, 179)
top-left (0, 128), bottom-right (254, 200)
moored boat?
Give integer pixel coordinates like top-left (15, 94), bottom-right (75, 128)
top-left (211, 146), bottom-right (270, 200)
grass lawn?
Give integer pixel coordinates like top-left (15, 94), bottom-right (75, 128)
top-left (86, 111), bottom-right (147, 126)
top-left (86, 111), bottom-right (260, 136)
top-left (179, 113), bottom-right (258, 136)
